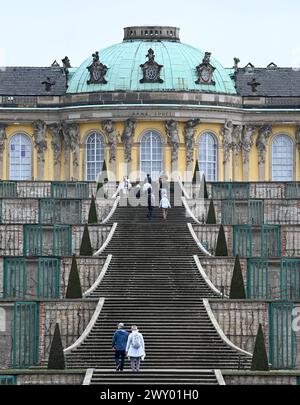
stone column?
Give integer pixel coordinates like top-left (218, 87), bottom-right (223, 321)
top-left (221, 120), bottom-right (233, 181)
top-left (241, 125), bottom-right (256, 181)
top-left (232, 125), bottom-right (243, 181)
top-left (0, 124), bottom-right (7, 179)
top-left (48, 123), bottom-right (63, 180)
top-left (256, 125), bottom-right (272, 181)
top-left (166, 120), bottom-right (180, 180)
top-left (33, 120), bottom-right (47, 180)
top-left (102, 120), bottom-right (117, 179)
top-left (184, 119), bottom-right (201, 180)
top-left (121, 119), bottom-right (136, 179)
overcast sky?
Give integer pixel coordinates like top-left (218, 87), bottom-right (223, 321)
top-left (1, 0), bottom-right (300, 68)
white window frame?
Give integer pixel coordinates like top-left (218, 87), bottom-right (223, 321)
top-left (198, 132), bottom-right (218, 182)
top-left (85, 132), bottom-right (105, 181)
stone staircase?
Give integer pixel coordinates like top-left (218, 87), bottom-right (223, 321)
top-left (66, 184), bottom-right (252, 384)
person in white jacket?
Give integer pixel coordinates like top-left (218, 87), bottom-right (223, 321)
top-left (126, 325), bottom-right (145, 372)
top-left (159, 192), bottom-right (171, 220)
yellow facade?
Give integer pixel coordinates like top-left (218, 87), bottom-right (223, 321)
top-left (3, 122), bottom-right (300, 182)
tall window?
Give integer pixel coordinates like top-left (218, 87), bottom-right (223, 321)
top-left (140, 131), bottom-right (163, 180)
top-left (272, 135), bottom-right (294, 181)
top-left (198, 132), bottom-right (217, 181)
top-left (86, 132), bottom-right (105, 181)
top-left (9, 133), bottom-right (32, 180)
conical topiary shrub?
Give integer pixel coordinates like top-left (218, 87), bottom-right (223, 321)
top-left (215, 224), bottom-right (228, 256)
top-left (96, 160), bottom-right (108, 192)
top-left (88, 195), bottom-right (98, 224)
top-left (48, 323), bottom-right (65, 370)
top-left (192, 160), bottom-right (200, 184)
top-left (251, 324), bottom-right (270, 371)
top-left (79, 224), bottom-right (93, 256)
top-left (229, 255), bottom-right (246, 299)
top-left (206, 200), bottom-right (217, 224)
top-left (66, 255), bottom-right (83, 299)
top-left (198, 174), bottom-right (209, 199)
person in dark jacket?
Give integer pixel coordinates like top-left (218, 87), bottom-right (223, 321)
top-left (112, 323), bottom-right (129, 371)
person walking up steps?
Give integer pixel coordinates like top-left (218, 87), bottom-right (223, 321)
top-left (112, 323), bottom-right (129, 371)
top-left (126, 325), bottom-right (145, 372)
top-left (159, 192), bottom-right (171, 220)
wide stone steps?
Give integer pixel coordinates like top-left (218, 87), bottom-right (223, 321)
top-left (89, 370), bottom-right (220, 385)
top-left (66, 189), bottom-right (252, 382)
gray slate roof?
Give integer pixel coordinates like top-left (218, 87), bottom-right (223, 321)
top-left (236, 67), bottom-right (300, 97)
top-left (0, 67), bottom-right (67, 96)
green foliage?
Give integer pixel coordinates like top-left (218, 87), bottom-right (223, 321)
top-left (48, 323), bottom-right (65, 370)
top-left (88, 195), bottom-right (98, 224)
top-left (229, 255), bottom-right (246, 299)
top-left (206, 200), bottom-right (217, 224)
top-left (251, 324), bottom-right (270, 371)
top-left (202, 175), bottom-right (209, 199)
top-left (66, 255), bottom-right (83, 299)
top-left (215, 224), bottom-right (228, 256)
top-left (79, 224), bottom-right (93, 256)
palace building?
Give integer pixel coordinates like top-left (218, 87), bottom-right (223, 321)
top-left (0, 25), bottom-right (299, 183)
top-left (1, 26), bottom-right (300, 387)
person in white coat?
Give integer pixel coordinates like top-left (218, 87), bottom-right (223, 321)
top-left (159, 192), bottom-right (171, 220)
top-left (126, 325), bottom-right (145, 372)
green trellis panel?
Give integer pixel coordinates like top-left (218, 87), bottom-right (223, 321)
top-left (24, 225), bottom-right (72, 256)
top-left (3, 258), bottom-right (26, 299)
top-left (285, 183), bottom-right (300, 199)
top-left (269, 302), bottom-right (295, 369)
top-left (51, 182), bottom-right (89, 199)
top-left (39, 199), bottom-right (82, 224)
top-left (0, 182), bottom-right (17, 198)
top-left (212, 182), bottom-right (250, 200)
top-left (37, 258), bottom-right (60, 299)
top-left (248, 200), bottom-right (264, 225)
top-left (13, 302), bottom-right (39, 369)
top-left (221, 199), bottom-right (264, 225)
top-left (280, 259), bottom-right (300, 301)
top-left (247, 258), bottom-right (269, 299)
top-left (233, 225), bottom-right (281, 257)
top-left (0, 376), bottom-right (16, 385)
top-left (39, 199), bottom-right (55, 224)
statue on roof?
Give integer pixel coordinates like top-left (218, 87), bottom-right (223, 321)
top-left (195, 51), bottom-right (216, 85)
top-left (62, 56), bottom-right (71, 69)
top-left (140, 48), bottom-right (164, 84)
top-left (87, 51), bottom-right (108, 85)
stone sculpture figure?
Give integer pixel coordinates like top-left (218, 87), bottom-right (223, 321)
top-left (296, 127), bottom-right (300, 153)
top-left (165, 120), bottom-right (180, 163)
top-left (232, 125), bottom-right (243, 157)
top-left (221, 120), bottom-right (233, 163)
top-left (0, 124), bottom-right (7, 153)
top-left (33, 120), bottom-right (47, 162)
top-left (102, 120), bottom-right (117, 163)
top-left (242, 125), bottom-right (256, 163)
top-left (121, 119), bottom-right (136, 163)
top-left (48, 123), bottom-right (63, 166)
top-left (61, 122), bottom-right (80, 167)
top-left (184, 119), bottom-right (201, 164)
top-left (256, 125), bottom-right (272, 164)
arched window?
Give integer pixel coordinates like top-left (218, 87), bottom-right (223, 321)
top-left (9, 133), bottom-right (32, 180)
top-left (198, 132), bottom-right (217, 181)
top-left (272, 135), bottom-right (294, 181)
top-left (86, 132), bottom-right (105, 181)
top-left (140, 131), bottom-right (163, 180)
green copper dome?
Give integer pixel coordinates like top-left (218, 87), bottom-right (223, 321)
top-left (67, 27), bottom-right (236, 94)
